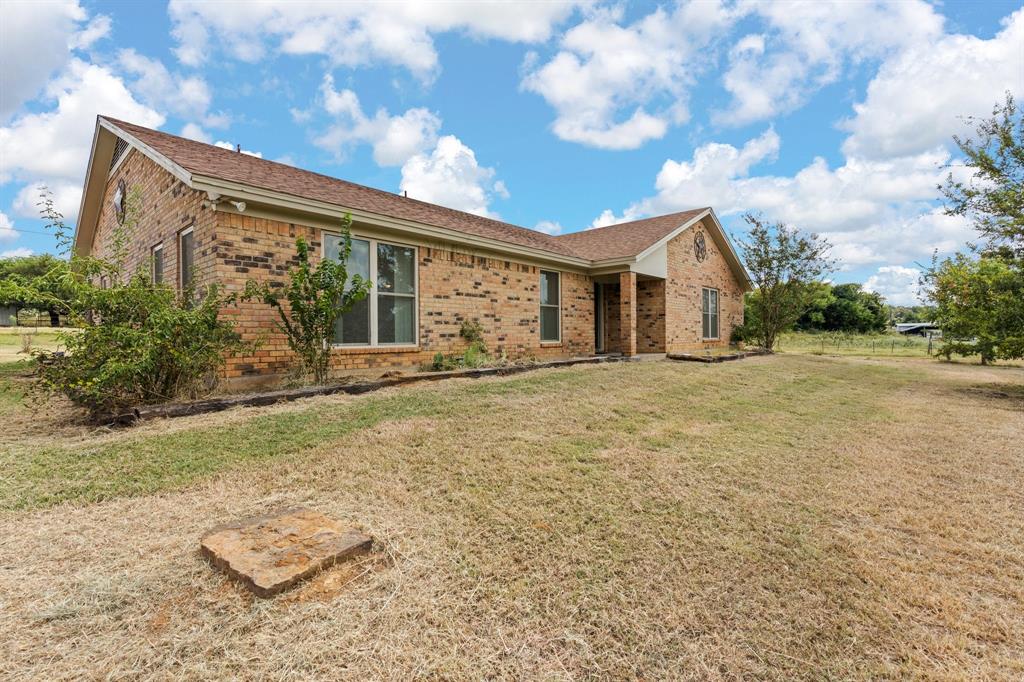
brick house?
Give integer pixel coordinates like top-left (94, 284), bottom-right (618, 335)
top-left (74, 117), bottom-right (752, 384)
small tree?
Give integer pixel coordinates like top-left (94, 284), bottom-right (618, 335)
top-left (940, 92), bottom-right (1023, 260)
top-left (928, 92), bottom-right (1024, 362)
top-left (927, 253), bottom-right (1024, 364)
top-left (737, 213), bottom-right (835, 350)
top-left (248, 214), bottom-right (371, 384)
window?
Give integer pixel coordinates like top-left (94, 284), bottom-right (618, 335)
top-left (702, 287), bottom-right (719, 340)
top-left (179, 228), bottom-right (194, 289)
top-left (540, 270), bottom-right (560, 342)
top-left (152, 243), bottom-right (164, 284)
top-left (324, 234), bottom-right (417, 346)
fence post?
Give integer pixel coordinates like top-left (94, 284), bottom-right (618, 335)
top-left (891, 340), bottom-right (895, 354)
top-left (928, 336), bottom-right (932, 356)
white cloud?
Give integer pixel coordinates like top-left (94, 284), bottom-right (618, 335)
top-left (534, 220), bottom-right (563, 235)
top-left (399, 135), bottom-right (506, 218)
top-left (0, 59), bottom-right (164, 221)
top-left (715, 0), bottom-right (944, 126)
top-left (213, 141), bottom-right (262, 158)
top-left (1, 247), bottom-right (33, 259)
top-left (180, 122), bottom-right (211, 143)
top-left (168, 0), bottom-right (581, 80)
top-left (864, 265), bottom-right (923, 306)
top-left (522, 2), bottom-right (736, 149)
top-left (117, 49), bottom-right (213, 121)
top-left (592, 128), bottom-right (973, 269)
top-left (68, 14), bottom-right (111, 50)
top-left (0, 211), bottom-right (18, 244)
top-left (0, 0), bottom-right (99, 119)
top-left (314, 75), bottom-right (441, 166)
top-left (840, 8), bottom-right (1024, 159)
top-left (12, 182), bottom-right (83, 222)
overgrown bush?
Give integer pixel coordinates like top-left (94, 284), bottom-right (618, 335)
top-left (36, 275), bottom-right (247, 416)
top-left (23, 188), bottom-right (247, 417)
top-left (426, 318), bottom-right (494, 371)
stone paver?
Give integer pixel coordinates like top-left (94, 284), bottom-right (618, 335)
top-left (200, 508), bottom-right (372, 597)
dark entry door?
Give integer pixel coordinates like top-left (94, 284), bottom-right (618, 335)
top-left (594, 283), bottom-right (604, 352)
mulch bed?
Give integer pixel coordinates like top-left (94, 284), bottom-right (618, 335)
top-left (109, 356), bottom-right (627, 425)
top-left (666, 348), bottom-right (769, 364)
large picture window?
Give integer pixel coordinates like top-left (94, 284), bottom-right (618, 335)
top-left (324, 234), bottom-right (417, 346)
top-left (540, 270), bottom-right (560, 342)
top-left (702, 287), bottom-right (719, 340)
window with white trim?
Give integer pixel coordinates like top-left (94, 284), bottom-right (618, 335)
top-left (152, 243), bottom-right (164, 284)
top-left (702, 287), bottom-right (719, 340)
top-left (179, 227), bottom-right (194, 290)
top-left (539, 270), bottom-right (560, 342)
top-left (324, 234), bottom-right (417, 346)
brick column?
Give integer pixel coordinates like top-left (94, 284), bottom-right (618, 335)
top-left (619, 271), bottom-right (637, 356)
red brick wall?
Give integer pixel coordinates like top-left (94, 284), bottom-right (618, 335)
top-left (665, 220), bottom-right (745, 353)
top-left (92, 149), bottom-right (216, 287)
top-left (212, 213), bottom-right (595, 379)
top-left (636, 278), bottom-right (666, 353)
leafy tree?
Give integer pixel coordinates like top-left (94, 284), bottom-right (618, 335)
top-left (0, 253), bottom-right (68, 325)
top-left (886, 305), bottom-right (937, 324)
top-left (929, 92), bottom-right (1024, 362)
top-left (737, 213), bottom-right (835, 350)
top-left (247, 214), bottom-right (371, 384)
top-left (928, 254), bottom-right (1024, 364)
top-left (795, 282), bottom-right (888, 333)
top-left (940, 92), bottom-right (1023, 259)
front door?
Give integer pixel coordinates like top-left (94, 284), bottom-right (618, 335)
top-left (594, 283), bottom-right (605, 352)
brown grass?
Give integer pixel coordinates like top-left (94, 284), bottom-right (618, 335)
top-left (0, 355), bottom-right (1021, 680)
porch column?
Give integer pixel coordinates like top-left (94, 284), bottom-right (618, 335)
top-left (619, 271), bottom-right (637, 357)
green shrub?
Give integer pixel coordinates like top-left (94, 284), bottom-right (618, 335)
top-left (24, 187), bottom-right (248, 417)
top-left (246, 216), bottom-right (371, 384)
top-left (36, 275), bottom-right (246, 416)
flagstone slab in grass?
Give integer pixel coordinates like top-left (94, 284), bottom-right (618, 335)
top-left (200, 508), bottom-right (372, 598)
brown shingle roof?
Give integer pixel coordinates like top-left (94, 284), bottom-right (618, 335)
top-left (101, 117), bottom-right (710, 263)
top-left (102, 117), bottom-right (581, 258)
top-left (553, 209), bottom-right (709, 260)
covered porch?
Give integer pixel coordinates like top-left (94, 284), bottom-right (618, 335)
top-left (593, 271), bottom-right (666, 357)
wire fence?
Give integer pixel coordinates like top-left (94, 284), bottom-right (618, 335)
top-left (776, 332), bottom-right (935, 357)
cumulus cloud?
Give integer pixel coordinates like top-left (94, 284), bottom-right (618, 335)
top-left (117, 49), bottom-right (216, 123)
top-left (0, 211), bottom-right (18, 244)
top-left (399, 135), bottom-right (507, 218)
top-left (534, 220), bottom-right (564, 235)
top-left (0, 59), bottom-right (164, 220)
top-left (864, 265), bottom-right (923, 306)
top-left (522, 2), bottom-right (736, 149)
top-left (0, 0), bottom-right (110, 119)
top-left (1, 247), bottom-right (33, 259)
top-left (590, 128), bottom-right (973, 269)
top-left (715, 0), bottom-right (944, 126)
top-left (168, 0), bottom-right (581, 80)
top-left (314, 75), bottom-right (441, 166)
top-left (840, 7), bottom-right (1024, 159)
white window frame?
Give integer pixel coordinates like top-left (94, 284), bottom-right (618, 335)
top-left (539, 269), bottom-right (561, 343)
top-left (151, 242), bottom-right (164, 285)
top-left (324, 233), bottom-right (419, 348)
top-left (178, 227), bottom-right (194, 290)
top-left (702, 286), bottom-right (720, 340)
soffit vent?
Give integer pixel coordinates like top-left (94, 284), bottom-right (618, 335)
top-left (109, 136), bottom-right (129, 172)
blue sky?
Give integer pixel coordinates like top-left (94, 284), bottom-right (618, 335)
top-left (1, 0), bottom-right (1021, 304)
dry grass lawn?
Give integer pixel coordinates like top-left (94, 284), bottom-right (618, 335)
top-left (0, 355), bottom-right (1021, 680)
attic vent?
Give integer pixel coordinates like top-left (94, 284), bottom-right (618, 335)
top-left (109, 137), bottom-right (129, 172)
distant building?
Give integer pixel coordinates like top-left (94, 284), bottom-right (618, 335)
top-left (895, 322), bottom-right (941, 336)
